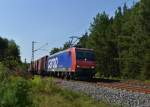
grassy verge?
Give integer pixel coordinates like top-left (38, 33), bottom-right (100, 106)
top-left (0, 62), bottom-right (117, 107)
top-left (31, 76), bottom-right (116, 107)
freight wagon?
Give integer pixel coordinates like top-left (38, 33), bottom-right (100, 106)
top-left (30, 47), bottom-right (96, 80)
top-left (30, 55), bottom-right (48, 75)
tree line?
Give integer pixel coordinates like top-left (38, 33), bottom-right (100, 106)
top-left (50, 0), bottom-right (150, 80)
top-left (0, 37), bottom-right (21, 70)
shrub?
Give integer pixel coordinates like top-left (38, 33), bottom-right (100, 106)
top-left (31, 76), bottom-right (61, 94)
top-left (0, 77), bottom-right (33, 107)
top-left (14, 77), bottom-right (32, 107)
top-left (0, 62), bottom-right (9, 82)
top-left (31, 76), bottom-right (111, 107)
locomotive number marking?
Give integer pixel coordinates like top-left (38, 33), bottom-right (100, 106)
top-left (48, 57), bottom-right (58, 69)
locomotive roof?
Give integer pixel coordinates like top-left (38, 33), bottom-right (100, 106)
top-left (32, 47), bottom-right (94, 62)
top-left (49, 48), bottom-right (72, 57)
top-left (75, 48), bottom-right (93, 51)
top-left (49, 47), bottom-right (94, 58)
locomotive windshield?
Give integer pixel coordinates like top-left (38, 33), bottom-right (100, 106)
top-left (76, 50), bottom-right (95, 61)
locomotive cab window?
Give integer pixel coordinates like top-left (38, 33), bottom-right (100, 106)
top-left (76, 50), bottom-right (95, 61)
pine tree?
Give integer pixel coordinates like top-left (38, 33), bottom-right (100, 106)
top-left (87, 12), bottom-right (113, 77)
top-left (77, 32), bottom-right (88, 48)
top-left (139, 0), bottom-right (150, 79)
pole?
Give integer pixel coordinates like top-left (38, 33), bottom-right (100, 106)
top-left (31, 41), bottom-right (35, 72)
top-left (31, 41), bottom-right (48, 71)
top-left (32, 41), bottom-right (34, 62)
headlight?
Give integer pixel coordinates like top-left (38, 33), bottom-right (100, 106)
top-left (91, 66), bottom-right (95, 69)
top-left (77, 65), bottom-right (80, 68)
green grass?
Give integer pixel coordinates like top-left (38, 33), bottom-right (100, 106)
top-left (0, 65), bottom-right (118, 107)
top-left (31, 76), bottom-right (116, 107)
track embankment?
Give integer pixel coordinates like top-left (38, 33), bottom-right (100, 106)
top-left (54, 79), bottom-right (150, 107)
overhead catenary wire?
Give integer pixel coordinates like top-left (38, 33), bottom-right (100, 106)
top-left (31, 41), bottom-right (48, 62)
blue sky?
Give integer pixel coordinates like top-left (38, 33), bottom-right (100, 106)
top-left (0, 0), bottom-right (138, 62)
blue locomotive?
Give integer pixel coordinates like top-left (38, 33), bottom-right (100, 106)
top-left (29, 47), bottom-right (96, 79)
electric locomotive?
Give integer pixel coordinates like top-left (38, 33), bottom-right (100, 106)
top-left (30, 47), bottom-right (96, 80)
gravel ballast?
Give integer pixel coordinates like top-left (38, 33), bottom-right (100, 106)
top-left (55, 79), bottom-right (150, 107)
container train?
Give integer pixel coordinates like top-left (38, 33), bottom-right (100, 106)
top-left (29, 47), bottom-right (96, 80)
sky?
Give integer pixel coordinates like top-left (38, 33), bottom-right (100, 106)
top-left (0, 0), bottom-right (138, 63)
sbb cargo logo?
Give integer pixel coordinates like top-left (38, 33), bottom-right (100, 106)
top-left (48, 57), bottom-right (58, 69)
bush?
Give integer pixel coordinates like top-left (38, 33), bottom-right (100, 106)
top-left (0, 74), bottom-right (113, 107)
top-left (31, 76), bottom-right (61, 94)
top-left (0, 77), bottom-right (33, 107)
top-left (0, 62), bottom-right (9, 82)
top-left (31, 76), bottom-right (111, 107)
top-left (14, 77), bottom-right (32, 107)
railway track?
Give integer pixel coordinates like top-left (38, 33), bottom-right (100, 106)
top-left (54, 78), bottom-right (150, 107)
top-left (55, 77), bottom-right (150, 94)
top-left (96, 79), bottom-right (150, 94)
top-left (97, 82), bottom-right (150, 94)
